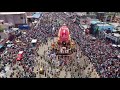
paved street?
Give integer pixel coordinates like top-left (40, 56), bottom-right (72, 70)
top-left (33, 36), bottom-right (99, 78)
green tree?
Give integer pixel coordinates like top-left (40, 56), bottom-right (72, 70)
top-left (0, 26), bottom-right (4, 32)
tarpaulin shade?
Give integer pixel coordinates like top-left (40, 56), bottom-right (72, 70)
top-left (32, 12), bottom-right (42, 19)
top-left (0, 45), bottom-right (3, 49)
top-left (18, 25), bottom-right (30, 30)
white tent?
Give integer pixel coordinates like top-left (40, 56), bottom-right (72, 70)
top-left (31, 39), bottom-right (37, 43)
top-left (12, 28), bottom-right (19, 31)
top-left (112, 44), bottom-right (117, 47)
top-left (23, 32), bottom-right (26, 34)
top-left (5, 66), bottom-right (10, 72)
top-left (7, 44), bottom-right (14, 48)
top-left (117, 45), bottom-right (120, 47)
top-left (117, 54), bottom-right (120, 58)
top-left (6, 40), bottom-right (10, 44)
top-left (18, 51), bottom-right (24, 54)
top-left (91, 37), bottom-right (96, 40)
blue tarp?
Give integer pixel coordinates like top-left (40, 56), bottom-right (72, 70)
top-left (90, 21), bottom-right (101, 24)
top-left (18, 25), bottom-right (30, 30)
top-left (0, 45), bottom-right (3, 49)
top-left (95, 24), bottom-right (114, 31)
top-left (32, 12), bottom-right (42, 19)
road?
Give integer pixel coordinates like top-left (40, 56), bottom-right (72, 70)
top-left (34, 36), bottom-right (99, 78)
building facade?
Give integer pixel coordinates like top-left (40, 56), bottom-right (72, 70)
top-left (0, 12), bottom-right (27, 27)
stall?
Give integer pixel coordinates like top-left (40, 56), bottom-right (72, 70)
top-left (31, 39), bottom-right (37, 47)
top-left (112, 44), bottom-right (117, 47)
top-left (0, 44), bottom-right (5, 52)
top-left (117, 45), bottom-right (120, 49)
top-left (95, 23), bottom-right (114, 32)
top-left (18, 25), bottom-right (30, 30)
top-left (16, 51), bottom-right (24, 61)
top-left (32, 12), bottom-right (42, 19)
top-left (89, 20), bottom-right (101, 34)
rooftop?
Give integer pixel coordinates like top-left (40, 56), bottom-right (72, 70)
top-left (97, 23), bottom-right (111, 26)
top-left (0, 12), bottom-right (26, 15)
top-left (113, 33), bottom-right (120, 37)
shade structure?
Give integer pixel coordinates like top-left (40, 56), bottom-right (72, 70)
top-left (7, 44), bottom-right (13, 47)
top-left (12, 28), bottom-right (19, 31)
top-left (32, 12), bottom-right (42, 19)
top-left (0, 45), bottom-right (3, 49)
top-left (112, 44), bottom-right (117, 47)
top-left (31, 39), bottom-right (37, 43)
top-left (18, 51), bottom-right (24, 54)
top-left (117, 45), bottom-right (120, 47)
top-left (18, 25), bottom-right (30, 30)
top-left (5, 66), bottom-right (10, 72)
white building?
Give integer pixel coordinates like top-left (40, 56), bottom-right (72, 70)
top-left (76, 12), bottom-right (87, 16)
top-left (0, 12), bottom-right (27, 27)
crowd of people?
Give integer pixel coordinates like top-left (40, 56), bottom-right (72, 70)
top-left (66, 16), bottom-right (120, 78)
top-left (0, 12), bottom-right (119, 78)
top-left (0, 12), bottom-right (75, 78)
top-left (0, 12), bottom-right (52, 78)
top-left (51, 12), bottom-right (120, 78)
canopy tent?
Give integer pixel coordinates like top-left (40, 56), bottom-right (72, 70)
top-left (112, 29), bottom-right (117, 32)
top-left (23, 32), bottom-right (27, 34)
top-left (12, 28), bottom-right (19, 31)
top-left (0, 45), bottom-right (3, 49)
top-left (109, 23), bottom-right (119, 28)
top-left (32, 12), bottom-right (42, 19)
top-left (82, 25), bottom-right (88, 29)
top-left (18, 51), bottom-right (24, 54)
top-left (113, 33), bottom-right (120, 37)
top-left (91, 37), bottom-right (96, 40)
top-left (31, 39), bottom-right (37, 43)
top-left (7, 44), bottom-right (14, 47)
top-left (117, 45), bottom-right (120, 47)
top-left (95, 23), bottom-right (114, 31)
top-left (112, 44), bottom-right (117, 47)
top-left (27, 16), bottom-right (34, 18)
top-left (3, 50), bottom-right (7, 55)
top-left (6, 40), bottom-right (10, 44)
top-left (5, 66), bottom-right (10, 72)
top-left (18, 25), bottom-right (30, 30)
top-left (16, 54), bottom-right (22, 61)
top-left (90, 20), bottom-right (101, 25)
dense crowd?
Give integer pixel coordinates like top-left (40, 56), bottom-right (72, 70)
top-left (53, 13), bottom-right (120, 78)
top-left (0, 12), bottom-right (119, 78)
top-left (0, 12), bottom-right (53, 78)
top-left (0, 12), bottom-right (75, 78)
top-left (66, 18), bottom-right (120, 78)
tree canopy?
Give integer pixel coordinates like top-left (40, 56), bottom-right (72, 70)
top-left (0, 26), bottom-right (4, 32)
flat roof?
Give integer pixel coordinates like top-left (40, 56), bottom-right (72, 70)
top-left (90, 21), bottom-right (101, 24)
top-left (0, 20), bottom-right (4, 22)
top-left (0, 12), bottom-right (26, 15)
top-left (82, 25), bottom-right (88, 29)
top-left (31, 39), bottom-right (37, 43)
top-left (113, 33), bottom-right (120, 37)
top-left (97, 23), bottom-right (111, 26)
top-left (27, 16), bottom-right (33, 18)
top-left (19, 51), bottom-right (24, 54)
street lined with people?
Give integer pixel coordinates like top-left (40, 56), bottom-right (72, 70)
top-left (0, 12), bottom-right (119, 78)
